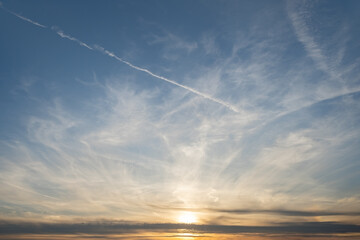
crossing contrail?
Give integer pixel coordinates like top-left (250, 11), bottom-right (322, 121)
top-left (1, 4), bottom-right (239, 112)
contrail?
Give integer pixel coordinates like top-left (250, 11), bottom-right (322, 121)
top-left (0, 3), bottom-right (47, 28)
top-left (52, 29), bottom-right (239, 112)
top-left (52, 26), bottom-right (93, 50)
top-left (1, 3), bottom-right (239, 112)
top-left (92, 45), bottom-right (239, 113)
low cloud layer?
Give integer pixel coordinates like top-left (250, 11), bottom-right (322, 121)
top-left (0, 220), bottom-right (359, 235)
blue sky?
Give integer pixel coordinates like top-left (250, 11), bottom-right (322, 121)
top-left (1, 0), bottom-right (360, 238)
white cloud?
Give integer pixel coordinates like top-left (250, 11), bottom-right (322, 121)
top-left (1, 1), bottom-right (360, 224)
top-left (1, 4), bottom-right (46, 28)
top-left (147, 32), bottom-right (198, 57)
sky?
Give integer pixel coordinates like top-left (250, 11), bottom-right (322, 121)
top-left (0, 0), bottom-right (360, 239)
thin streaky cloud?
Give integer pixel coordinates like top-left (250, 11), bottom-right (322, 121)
top-left (211, 208), bottom-right (360, 217)
top-left (148, 205), bottom-right (360, 217)
top-left (93, 45), bottom-right (239, 113)
top-left (49, 26), bottom-right (239, 112)
top-left (0, 4), bottom-right (47, 28)
top-left (1, 5), bottom-right (239, 112)
top-left (52, 27), bottom-right (93, 50)
top-left (2, 1), bottom-right (360, 236)
top-left (287, 1), bottom-right (337, 79)
top-left (1, 179), bottom-right (58, 200)
top-left (250, 87), bottom-right (360, 135)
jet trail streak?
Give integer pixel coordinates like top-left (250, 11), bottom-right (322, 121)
top-left (1, 3), bottom-right (238, 112)
top-left (94, 46), bottom-right (239, 113)
top-left (53, 27), bottom-right (93, 50)
top-left (1, 5), bottom-right (47, 28)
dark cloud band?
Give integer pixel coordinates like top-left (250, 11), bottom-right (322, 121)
top-left (0, 221), bottom-right (359, 235)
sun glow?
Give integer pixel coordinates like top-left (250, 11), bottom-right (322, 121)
top-left (178, 212), bottom-right (197, 224)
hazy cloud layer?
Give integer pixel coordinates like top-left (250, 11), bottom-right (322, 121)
top-left (0, 0), bottom-right (359, 235)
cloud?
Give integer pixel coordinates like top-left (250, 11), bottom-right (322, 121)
top-left (92, 45), bottom-right (239, 112)
top-left (286, 0), bottom-right (358, 86)
top-left (1, 4), bottom-right (237, 112)
top-left (200, 33), bottom-right (219, 56)
top-left (52, 27), bottom-right (238, 112)
top-left (0, 220), bottom-right (359, 235)
top-left (147, 32), bottom-right (198, 60)
top-left (287, 1), bottom-right (335, 78)
top-left (0, 4), bottom-right (46, 28)
top-left (51, 26), bottom-right (93, 50)
top-left (210, 208), bottom-right (360, 217)
top-left (1, 0), bottom-right (360, 230)
top-left (149, 33), bottom-right (198, 53)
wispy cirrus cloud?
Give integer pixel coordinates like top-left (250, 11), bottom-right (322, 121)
top-left (92, 44), bottom-right (239, 113)
top-left (286, 0), bottom-right (359, 86)
top-left (53, 26), bottom-right (239, 112)
top-left (0, 3), bottom-right (238, 113)
top-left (287, 1), bottom-right (337, 79)
top-left (1, 0), bottom-right (360, 232)
top-left (147, 32), bottom-right (198, 60)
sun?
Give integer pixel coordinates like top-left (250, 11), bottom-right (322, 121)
top-left (177, 212), bottom-right (197, 224)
